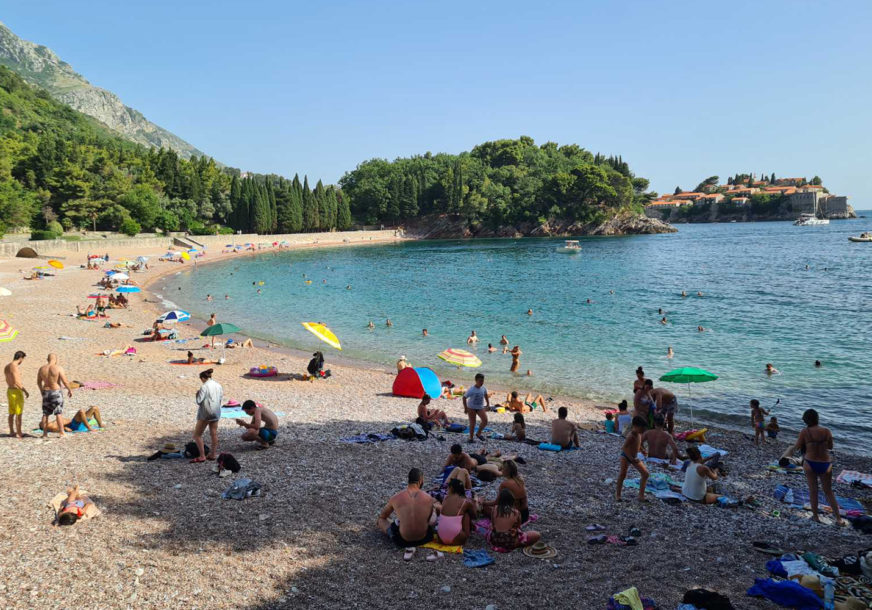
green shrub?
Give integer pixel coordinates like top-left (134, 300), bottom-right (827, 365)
top-left (119, 218), bottom-right (141, 236)
top-left (189, 224), bottom-right (213, 236)
top-left (60, 235), bottom-right (82, 241)
top-left (47, 220), bottom-right (64, 235)
top-left (217, 226), bottom-right (235, 235)
top-left (30, 230), bottom-right (59, 241)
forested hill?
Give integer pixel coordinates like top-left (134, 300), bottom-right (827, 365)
top-left (339, 137), bottom-right (654, 230)
top-left (0, 66), bottom-right (351, 237)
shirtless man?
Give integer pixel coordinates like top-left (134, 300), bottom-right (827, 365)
top-left (467, 330), bottom-right (478, 345)
top-left (235, 400), bottom-right (279, 447)
top-left (40, 406), bottom-right (104, 434)
top-left (642, 417), bottom-right (681, 464)
top-left (5, 351), bottom-right (28, 438)
top-left (377, 468), bottom-right (437, 555)
top-left (551, 407), bottom-right (579, 449)
top-left (37, 354), bottom-right (73, 438)
top-left (416, 394), bottom-right (450, 427)
top-left (651, 386), bottom-right (678, 434)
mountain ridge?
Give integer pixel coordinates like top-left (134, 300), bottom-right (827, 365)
top-left (0, 21), bottom-right (208, 159)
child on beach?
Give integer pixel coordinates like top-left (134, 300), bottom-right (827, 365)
top-left (615, 400), bottom-right (632, 436)
top-left (616, 416), bottom-right (649, 502)
top-left (507, 413), bottom-right (526, 442)
top-left (603, 412), bottom-right (616, 434)
top-left (765, 416), bottom-right (780, 439)
top-left (462, 373), bottom-right (490, 442)
top-left (750, 399), bottom-right (769, 445)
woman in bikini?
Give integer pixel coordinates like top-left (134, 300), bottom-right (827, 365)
top-left (497, 460), bottom-right (531, 523)
top-left (436, 479), bottom-right (477, 545)
top-left (488, 489), bottom-right (540, 551)
top-left (509, 346), bottom-right (522, 374)
top-left (633, 366), bottom-right (648, 394)
top-left (790, 409), bottom-right (843, 525)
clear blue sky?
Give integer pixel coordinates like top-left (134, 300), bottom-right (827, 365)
top-left (5, 0), bottom-right (871, 202)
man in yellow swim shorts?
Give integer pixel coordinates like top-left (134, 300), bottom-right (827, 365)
top-left (5, 351), bottom-right (29, 439)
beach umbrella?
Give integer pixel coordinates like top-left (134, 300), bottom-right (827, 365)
top-left (188, 248), bottom-right (198, 253)
top-left (0, 287), bottom-right (11, 296)
top-left (181, 251), bottom-right (190, 261)
top-left (658, 366), bottom-right (718, 427)
top-left (200, 323), bottom-right (241, 337)
top-left (116, 286), bottom-right (140, 294)
top-left (437, 348), bottom-right (482, 368)
top-left (0, 320), bottom-right (19, 342)
top-left (48, 260), bottom-right (64, 269)
top-left (87, 292), bottom-right (108, 299)
top-left (301, 322), bottom-right (342, 350)
top-left (111, 273), bottom-right (130, 281)
top-left (157, 310), bottom-right (190, 323)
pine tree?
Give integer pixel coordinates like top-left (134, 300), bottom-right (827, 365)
top-left (302, 177), bottom-right (319, 231)
top-left (251, 182), bottom-right (271, 234)
top-left (266, 181), bottom-right (277, 233)
top-left (314, 180), bottom-right (329, 229)
top-left (336, 189), bottom-right (352, 230)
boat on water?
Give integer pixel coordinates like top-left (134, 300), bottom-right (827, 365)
top-left (556, 240), bottom-right (582, 253)
top-left (848, 232), bottom-right (872, 242)
top-left (794, 213), bottom-right (829, 226)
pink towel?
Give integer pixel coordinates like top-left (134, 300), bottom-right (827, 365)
top-left (80, 381), bottom-right (116, 390)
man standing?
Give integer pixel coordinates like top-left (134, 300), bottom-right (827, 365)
top-left (37, 354), bottom-right (73, 438)
top-left (377, 468), bottom-right (437, 555)
top-left (5, 351), bottom-right (28, 439)
top-left (462, 373), bottom-right (490, 442)
top-left (651, 385), bottom-right (678, 435)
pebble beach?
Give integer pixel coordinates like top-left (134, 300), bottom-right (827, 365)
top-left (1, 238), bottom-right (870, 609)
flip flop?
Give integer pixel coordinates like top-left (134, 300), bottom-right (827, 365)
top-left (426, 551), bottom-right (444, 562)
top-left (752, 541), bottom-right (784, 555)
top-left (585, 524), bottom-right (606, 531)
top-left (189, 457), bottom-right (206, 463)
top-left (403, 548), bottom-right (416, 561)
top-left (587, 535), bottom-right (607, 545)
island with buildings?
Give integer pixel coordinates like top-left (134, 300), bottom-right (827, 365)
top-left (644, 174), bottom-right (854, 223)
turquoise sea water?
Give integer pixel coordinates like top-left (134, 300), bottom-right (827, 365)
top-left (157, 215), bottom-right (872, 447)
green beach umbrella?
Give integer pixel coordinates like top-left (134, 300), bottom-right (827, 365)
top-left (659, 366), bottom-right (718, 427)
top-left (200, 323), bottom-right (241, 337)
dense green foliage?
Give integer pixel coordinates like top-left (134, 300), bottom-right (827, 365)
top-left (0, 66), bottom-right (350, 235)
top-left (339, 136), bottom-right (651, 227)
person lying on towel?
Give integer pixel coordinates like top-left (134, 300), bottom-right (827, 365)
top-left (40, 406), bottom-right (104, 434)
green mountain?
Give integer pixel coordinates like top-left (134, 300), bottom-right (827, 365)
top-left (0, 21), bottom-right (207, 159)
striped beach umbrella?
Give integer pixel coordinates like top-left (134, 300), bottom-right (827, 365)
top-left (0, 320), bottom-right (19, 342)
top-left (301, 322), bottom-right (342, 350)
top-left (116, 286), bottom-right (140, 293)
top-left (438, 348), bottom-right (482, 368)
top-left (157, 310), bottom-right (191, 323)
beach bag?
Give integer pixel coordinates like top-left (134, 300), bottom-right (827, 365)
top-left (217, 453), bottom-right (241, 473)
top-left (183, 441), bottom-right (210, 459)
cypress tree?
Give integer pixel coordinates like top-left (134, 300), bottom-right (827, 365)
top-left (302, 177), bottom-right (319, 232)
top-left (266, 181), bottom-right (277, 233)
top-left (315, 180), bottom-right (329, 229)
top-left (336, 189), bottom-right (352, 230)
top-left (251, 182), bottom-right (271, 234)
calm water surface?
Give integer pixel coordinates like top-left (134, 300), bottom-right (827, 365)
top-left (158, 215), bottom-right (872, 448)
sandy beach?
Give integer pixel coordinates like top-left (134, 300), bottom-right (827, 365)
top-left (1, 237), bottom-right (870, 609)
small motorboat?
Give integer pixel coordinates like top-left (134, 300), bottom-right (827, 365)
top-left (848, 232), bottom-right (872, 242)
top-left (556, 240), bottom-right (582, 253)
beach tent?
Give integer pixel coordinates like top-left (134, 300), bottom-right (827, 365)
top-left (393, 367), bottom-right (442, 400)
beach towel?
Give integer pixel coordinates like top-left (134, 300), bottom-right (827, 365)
top-left (339, 433), bottom-right (395, 444)
top-left (773, 484), bottom-right (865, 515)
top-left (538, 443), bottom-right (579, 452)
top-left (746, 578), bottom-right (823, 609)
top-left (79, 381), bottom-right (116, 391)
top-left (768, 462), bottom-right (804, 475)
top-left (49, 491), bottom-right (101, 522)
top-left (653, 489), bottom-right (688, 502)
top-left (698, 444), bottom-right (729, 458)
top-left (421, 541), bottom-right (463, 554)
top-left (622, 472), bottom-right (678, 493)
top-left (463, 549), bottom-right (495, 568)
top-left (220, 407), bottom-right (285, 420)
top-left (837, 470), bottom-right (872, 488)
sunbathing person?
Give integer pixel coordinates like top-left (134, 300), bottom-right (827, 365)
top-left (377, 468), bottom-right (437, 555)
top-left (488, 488), bottom-right (540, 550)
top-left (235, 399), bottom-right (279, 447)
top-left (642, 416), bottom-right (681, 464)
top-left (57, 485), bottom-right (98, 526)
top-left (444, 444), bottom-right (502, 489)
top-left (417, 394), bottom-right (450, 427)
top-left (40, 406), bottom-right (104, 433)
top-left (551, 407), bottom-right (579, 448)
top-left (436, 478), bottom-right (477, 546)
top-left (681, 446), bottom-right (722, 504)
top-left (225, 338), bottom-right (254, 348)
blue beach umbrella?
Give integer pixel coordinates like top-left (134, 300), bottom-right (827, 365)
top-left (116, 286), bottom-right (141, 294)
top-left (158, 310), bottom-right (190, 323)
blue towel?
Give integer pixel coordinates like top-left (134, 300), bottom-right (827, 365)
top-left (746, 578), bottom-right (823, 609)
top-left (463, 549), bottom-right (495, 568)
top-left (539, 442), bottom-right (563, 452)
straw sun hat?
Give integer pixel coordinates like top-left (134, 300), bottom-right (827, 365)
top-left (522, 542), bottom-right (557, 559)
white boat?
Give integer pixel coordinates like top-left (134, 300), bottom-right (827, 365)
top-left (794, 213), bottom-right (829, 226)
top-left (848, 232), bottom-right (872, 242)
top-left (556, 240), bottom-right (581, 253)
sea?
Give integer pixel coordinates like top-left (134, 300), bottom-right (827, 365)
top-left (156, 213), bottom-right (872, 449)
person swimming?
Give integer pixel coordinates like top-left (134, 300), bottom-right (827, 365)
top-left (526, 309), bottom-right (533, 315)
top-left (765, 363), bottom-right (780, 375)
top-left (660, 316), bottom-right (668, 325)
top-left (367, 321), bottom-right (375, 329)
top-left (667, 346), bottom-right (674, 359)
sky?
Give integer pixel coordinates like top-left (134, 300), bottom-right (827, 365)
top-left (4, 0), bottom-right (871, 202)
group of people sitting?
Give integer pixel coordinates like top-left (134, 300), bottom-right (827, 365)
top-left (378, 443), bottom-right (541, 558)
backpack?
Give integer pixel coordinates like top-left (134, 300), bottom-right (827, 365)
top-left (217, 453), bottom-right (241, 473)
top-left (183, 441), bottom-right (210, 458)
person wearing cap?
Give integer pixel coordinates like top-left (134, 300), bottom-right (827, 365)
top-left (236, 400), bottom-right (279, 448)
top-left (396, 355), bottom-right (408, 373)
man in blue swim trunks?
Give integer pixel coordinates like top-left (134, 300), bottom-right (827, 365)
top-left (236, 400), bottom-right (279, 448)
top-left (40, 406), bottom-right (103, 434)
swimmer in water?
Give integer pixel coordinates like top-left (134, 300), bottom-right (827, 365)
top-left (487, 343), bottom-right (496, 353)
top-left (586, 299), bottom-right (592, 304)
top-left (346, 285), bottom-right (351, 290)
top-left (681, 291), bottom-right (687, 298)
top-left (467, 330), bottom-right (478, 345)
top-left (225, 294), bottom-right (230, 300)
top-left (206, 294), bottom-right (213, 302)
top-left (765, 363), bottom-right (779, 375)
top-left (697, 291), bottom-right (703, 297)
top-left (658, 308), bottom-right (663, 315)
top-left (367, 321), bottom-right (375, 329)
top-left (660, 316), bottom-right (668, 325)
top-left (422, 329), bottom-right (428, 337)
top-left (526, 370), bottom-right (533, 377)
top-left (526, 309), bottom-right (533, 316)
top-left (814, 360), bottom-right (822, 368)
top-left (667, 346), bottom-right (674, 359)
top-left (256, 289), bottom-right (262, 295)
top-left (386, 319), bottom-right (393, 327)
top-left (499, 335), bottom-right (509, 346)
top-left (609, 290), bottom-right (615, 295)
top-left (698, 326), bottom-right (704, 332)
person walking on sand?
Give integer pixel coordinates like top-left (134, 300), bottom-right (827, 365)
top-left (510, 346), bottom-right (522, 374)
top-left (5, 351), bottom-right (29, 439)
top-left (191, 369), bottom-right (222, 462)
top-left (207, 313), bottom-right (217, 349)
top-left (37, 354), bottom-right (73, 438)
top-left (463, 373), bottom-right (490, 442)
top-left (616, 416), bottom-right (649, 502)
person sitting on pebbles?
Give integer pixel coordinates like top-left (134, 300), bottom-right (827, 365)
top-left (551, 407), bottom-right (580, 449)
top-left (40, 405), bottom-right (104, 434)
top-left (435, 478), bottom-right (478, 546)
top-left (443, 443), bottom-right (502, 489)
top-left (642, 416), bottom-right (681, 464)
top-left (377, 468), bottom-right (437, 559)
top-left (235, 400), bottom-right (279, 448)
top-left (416, 394), bottom-right (450, 427)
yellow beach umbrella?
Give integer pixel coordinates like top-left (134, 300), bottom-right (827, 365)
top-left (0, 320), bottom-right (19, 342)
top-left (48, 260), bottom-right (64, 269)
top-left (438, 348), bottom-right (482, 368)
top-left (301, 322), bottom-right (342, 350)
top-left (181, 251), bottom-right (191, 260)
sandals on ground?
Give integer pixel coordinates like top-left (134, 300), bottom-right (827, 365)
top-left (403, 548), bottom-right (416, 561)
top-left (426, 551), bottom-right (444, 562)
top-left (189, 457), bottom-right (206, 463)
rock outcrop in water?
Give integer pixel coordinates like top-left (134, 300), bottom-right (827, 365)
top-left (0, 21), bottom-right (207, 159)
top-left (405, 211), bottom-right (676, 239)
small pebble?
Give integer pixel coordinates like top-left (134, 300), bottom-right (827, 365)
top-left (441, 586), bottom-right (451, 593)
